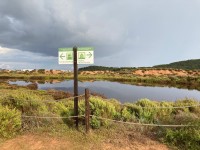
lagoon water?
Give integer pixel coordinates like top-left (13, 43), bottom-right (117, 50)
top-left (9, 80), bottom-right (200, 103)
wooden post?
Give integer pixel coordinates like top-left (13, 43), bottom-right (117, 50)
top-left (73, 46), bottom-right (79, 129)
top-left (85, 88), bottom-right (90, 133)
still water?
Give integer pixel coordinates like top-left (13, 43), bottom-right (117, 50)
top-left (9, 80), bottom-right (200, 103)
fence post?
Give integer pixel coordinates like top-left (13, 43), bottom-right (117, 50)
top-left (85, 88), bottom-right (90, 133)
top-left (73, 46), bottom-right (79, 129)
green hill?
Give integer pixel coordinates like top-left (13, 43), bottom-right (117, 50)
top-left (154, 59), bottom-right (200, 70)
top-left (79, 59), bottom-right (200, 71)
top-left (79, 66), bottom-right (136, 71)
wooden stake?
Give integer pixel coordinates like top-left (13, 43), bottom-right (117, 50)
top-left (73, 46), bottom-right (79, 129)
top-left (85, 88), bottom-right (90, 133)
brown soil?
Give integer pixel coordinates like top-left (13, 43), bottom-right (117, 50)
top-left (0, 134), bottom-right (71, 150)
top-left (0, 133), bottom-right (170, 150)
top-left (80, 69), bottom-right (200, 77)
top-left (80, 71), bottom-right (117, 75)
top-left (133, 69), bottom-right (199, 76)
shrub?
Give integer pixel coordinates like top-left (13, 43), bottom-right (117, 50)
top-left (89, 97), bottom-right (117, 128)
top-left (173, 99), bottom-right (199, 114)
top-left (121, 107), bottom-right (134, 121)
top-left (90, 97), bottom-right (117, 118)
top-left (155, 102), bottom-right (173, 123)
top-left (0, 105), bottom-right (21, 138)
top-left (26, 83), bottom-right (38, 90)
top-left (162, 108), bottom-right (200, 150)
top-left (37, 69), bottom-right (45, 74)
top-left (47, 89), bottom-right (73, 100)
top-left (123, 103), bottom-right (141, 119)
top-left (136, 99), bottom-right (158, 123)
top-left (0, 89), bottom-right (52, 114)
top-left (165, 126), bottom-right (200, 150)
top-left (90, 116), bottom-right (101, 129)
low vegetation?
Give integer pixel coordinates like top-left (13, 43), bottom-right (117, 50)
top-left (0, 71), bottom-right (72, 80)
top-left (0, 105), bottom-right (21, 138)
top-left (154, 59), bottom-right (200, 70)
top-left (0, 82), bottom-right (200, 149)
top-left (80, 59), bottom-right (200, 71)
top-left (78, 65), bottom-right (137, 72)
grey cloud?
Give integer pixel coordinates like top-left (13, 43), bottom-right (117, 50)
top-left (0, 0), bottom-right (200, 67)
top-left (0, 0), bottom-right (126, 57)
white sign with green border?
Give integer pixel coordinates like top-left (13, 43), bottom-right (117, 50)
top-left (58, 47), bottom-right (94, 64)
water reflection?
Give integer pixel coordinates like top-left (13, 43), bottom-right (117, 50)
top-left (8, 80), bottom-right (200, 103)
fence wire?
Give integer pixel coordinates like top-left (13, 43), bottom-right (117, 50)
top-left (91, 115), bottom-right (197, 127)
top-left (21, 114), bottom-right (198, 128)
top-left (22, 115), bottom-right (84, 119)
top-left (123, 104), bottom-right (200, 109)
top-left (42, 94), bottom-right (85, 103)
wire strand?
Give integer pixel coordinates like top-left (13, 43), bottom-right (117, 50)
top-left (123, 104), bottom-right (200, 109)
top-left (91, 115), bottom-right (196, 127)
top-left (22, 115), bottom-right (84, 119)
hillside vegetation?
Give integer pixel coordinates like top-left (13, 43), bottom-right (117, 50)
top-left (79, 66), bottom-right (136, 72)
top-left (154, 59), bottom-right (200, 70)
top-left (80, 59), bottom-right (200, 71)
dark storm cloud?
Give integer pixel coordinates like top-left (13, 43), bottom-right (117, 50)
top-left (0, 0), bottom-right (74, 56)
top-left (0, 0), bottom-right (200, 67)
top-left (0, 0), bottom-right (126, 57)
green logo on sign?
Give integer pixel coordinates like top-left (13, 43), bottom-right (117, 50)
top-left (67, 52), bottom-right (73, 60)
top-left (78, 52), bottom-right (85, 59)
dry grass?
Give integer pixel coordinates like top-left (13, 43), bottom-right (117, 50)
top-left (0, 124), bottom-right (170, 150)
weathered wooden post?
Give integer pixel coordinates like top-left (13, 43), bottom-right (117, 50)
top-left (73, 46), bottom-right (79, 129)
top-left (85, 88), bottom-right (90, 133)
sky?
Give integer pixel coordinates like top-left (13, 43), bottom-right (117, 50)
top-left (0, 0), bottom-right (200, 70)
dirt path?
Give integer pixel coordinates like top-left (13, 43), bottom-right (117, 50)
top-left (0, 133), bottom-right (170, 150)
top-left (0, 134), bottom-right (71, 150)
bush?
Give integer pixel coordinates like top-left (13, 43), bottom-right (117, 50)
top-left (121, 107), bottom-right (135, 121)
top-left (47, 89), bottom-right (73, 100)
top-left (161, 108), bottom-right (200, 150)
top-left (89, 97), bottom-right (117, 128)
top-left (165, 126), bottom-right (200, 150)
top-left (0, 105), bottom-right (21, 138)
top-left (156, 102), bottom-right (173, 123)
top-left (136, 99), bottom-right (158, 123)
top-left (26, 83), bottom-right (38, 90)
top-left (122, 103), bottom-right (141, 120)
top-left (90, 116), bottom-right (101, 129)
top-left (173, 99), bottom-right (199, 114)
top-left (37, 69), bottom-right (45, 74)
top-left (90, 97), bottom-right (117, 118)
top-left (0, 89), bottom-right (51, 114)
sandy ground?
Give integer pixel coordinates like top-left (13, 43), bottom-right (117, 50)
top-left (80, 69), bottom-right (200, 77)
top-left (0, 133), bottom-right (170, 150)
top-left (133, 69), bottom-right (189, 76)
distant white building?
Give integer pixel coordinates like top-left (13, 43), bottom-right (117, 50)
top-left (61, 70), bottom-right (72, 72)
top-left (22, 69), bottom-right (34, 71)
